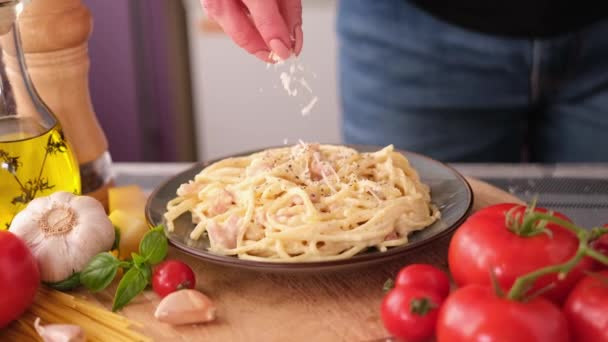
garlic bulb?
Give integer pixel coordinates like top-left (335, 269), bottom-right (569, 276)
top-left (10, 192), bottom-right (115, 283)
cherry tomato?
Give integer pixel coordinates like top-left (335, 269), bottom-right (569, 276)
top-left (437, 284), bottom-right (570, 342)
top-left (152, 260), bottom-right (196, 298)
top-left (563, 271), bottom-right (608, 342)
top-left (0, 231), bottom-right (40, 328)
top-left (395, 264), bottom-right (450, 300)
top-left (381, 286), bottom-right (442, 342)
top-left (448, 203), bottom-right (594, 303)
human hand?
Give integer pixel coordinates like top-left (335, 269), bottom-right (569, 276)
top-left (201, 0), bottom-right (303, 62)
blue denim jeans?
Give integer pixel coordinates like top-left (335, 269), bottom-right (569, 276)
top-left (337, 0), bottom-right (608, 162)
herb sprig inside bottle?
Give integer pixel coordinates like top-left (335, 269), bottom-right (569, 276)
top-left (80, 225), bottom-right (169, 311)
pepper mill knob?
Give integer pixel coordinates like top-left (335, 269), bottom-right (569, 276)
top-left (12, 0), bottom-right (114, 208)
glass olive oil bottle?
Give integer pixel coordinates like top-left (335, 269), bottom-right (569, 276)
top-left (0, 117), bottom-right (80, 229)
top-left (0, 1), bottom-right (81, 229)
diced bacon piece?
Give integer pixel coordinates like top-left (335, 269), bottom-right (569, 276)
top-left (310, 151), bottom-right (339, 183)
top-left (291, 195), bottom-right (303, 206)
top-left (309, 192), bottom-right (320, 203)
top-left (208, 190), bottom-right (234, 216)
top-left (207, 215), bottom-right (240, 249)
top-left (384, 231), bottom-right (399, 241)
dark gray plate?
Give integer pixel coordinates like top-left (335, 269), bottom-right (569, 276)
top-left (146, 146), bottom-right (473, 273)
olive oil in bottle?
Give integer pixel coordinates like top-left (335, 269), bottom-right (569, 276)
top-left (0, 1), bottom-right (83, 229)
top-left (0, 116), bottom-right (81, 229)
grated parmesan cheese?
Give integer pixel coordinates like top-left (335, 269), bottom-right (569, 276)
top-left (301, 96), bottom-right (318, 116)
top-left (299, 79), bottom-right (313, 93)
top-left (266, 52), bottom-right (319, 117)
top-left (280, 72), bottom-right (298, 96)
top-left (312, 150), bottom-right (339, 194)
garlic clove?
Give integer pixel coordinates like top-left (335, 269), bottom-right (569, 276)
top-left (34, 317), bottom-right (86, 342)
top-left (154, 289), bottom-right (216, 325)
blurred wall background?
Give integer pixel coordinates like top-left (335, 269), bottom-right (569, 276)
top-left (84, 0), bottom-right (195, 162)
top-left (84, 0), bottom-right (339, 162)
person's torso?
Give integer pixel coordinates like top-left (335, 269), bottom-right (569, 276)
top-left (410, 0), bottom-right (608, 37)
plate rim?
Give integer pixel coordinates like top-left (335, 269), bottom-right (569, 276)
top-left (145, 145), bottom-right (474, 270)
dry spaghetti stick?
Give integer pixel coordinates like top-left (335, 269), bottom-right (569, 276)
top-left (29, 305), bottom-right (94, 336)
top-left (6, 318), bottom-right (39, 341)
top-left (30, 303), bottom-right (129, 342)
top-left (42, 290), bottom-right (135, 329)
top-left (67, 302), bottom-right (142, 338)
top-left (10, 288), bottom-right (150, 342)
top-left (43, 293), bottom-right (119, 326)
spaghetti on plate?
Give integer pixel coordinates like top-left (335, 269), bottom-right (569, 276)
top-left (165, 143), bottom-right (440, 262)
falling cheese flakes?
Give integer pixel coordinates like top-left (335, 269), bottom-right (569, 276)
top-left (280, 72), bottom-right (297, 96)
top-left (301, 96), bottom-right (318, 116)
top-left (299, 78), bottom-right (313, 93)
top-left (267, 51), bottom-right (318, 116)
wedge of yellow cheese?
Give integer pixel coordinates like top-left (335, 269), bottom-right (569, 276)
top-left (108, 185), bottom-right (147, 219)
top-left (109, 210), bottom-right (149, 260)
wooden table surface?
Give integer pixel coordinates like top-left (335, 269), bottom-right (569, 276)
top-left (71, 177), bottom-right (522, 342)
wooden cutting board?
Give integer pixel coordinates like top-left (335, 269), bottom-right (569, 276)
top-left (79, 178), bottom-right (522, 342)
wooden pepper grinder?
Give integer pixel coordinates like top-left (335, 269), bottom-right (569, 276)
top-left (9, 0), bottom-right (114, 208)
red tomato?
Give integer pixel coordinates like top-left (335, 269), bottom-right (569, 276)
top-left (152, 260), bottom-right (196, 297)
top-left (395, 264), bottom-right (451, 300)
top-left (591, 224), bottom-right (608, 270)
top-left (437, 284), bottom-right (570, 342)
top-left (448, 203), bottom-right (593, 303)
top-left (0, 231), bottom-right (40, 328)
top-left (593, 233), bottom-right (608, 254)
top-left (563, 271), bottom-right (608, 342)
top-left (381, 286), bottom-right (442, 342)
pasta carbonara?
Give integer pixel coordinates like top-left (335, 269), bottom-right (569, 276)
top-left (164, 143), bottom-right (440, 262)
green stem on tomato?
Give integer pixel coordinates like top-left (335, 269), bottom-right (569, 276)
top-left (382, 279), bottom-right (395, 293)
top-left (586, 248), bottom-right (608, 265)
top-left (590, 226), bottom-right (608, 240)
top-left (410, 297), bottom-right (436, 316)
top-left (524, 282), bottom-right (556, 301)
top-left (519, 212), bottom-right (584, 236)
top-left (507, 243), bottom-right (587, 301)
top-left (506, 211), bottom-right (608, 301)
top-left (521, 213), bottom-right (608, 266)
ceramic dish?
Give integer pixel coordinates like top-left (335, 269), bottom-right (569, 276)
top-left (146, 145), bottom-right (473, 273)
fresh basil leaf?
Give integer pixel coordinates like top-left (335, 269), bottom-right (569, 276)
top-left (45, 272), bottom-right (81, 291)
top-left (151, 224), bottom-right (164, 233)
top-left (80, 252), bottom-right (122, 292)
top-left (112, 264), bottom-right (151, 312)
top-left (132, 253), bottom-right (146, 268)
top-left (141, 262), bottom-right (152, 283)
top-left (139, 226), bottom-right (168, 265)
top-left (112, 226), bottom-right (121, 251)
